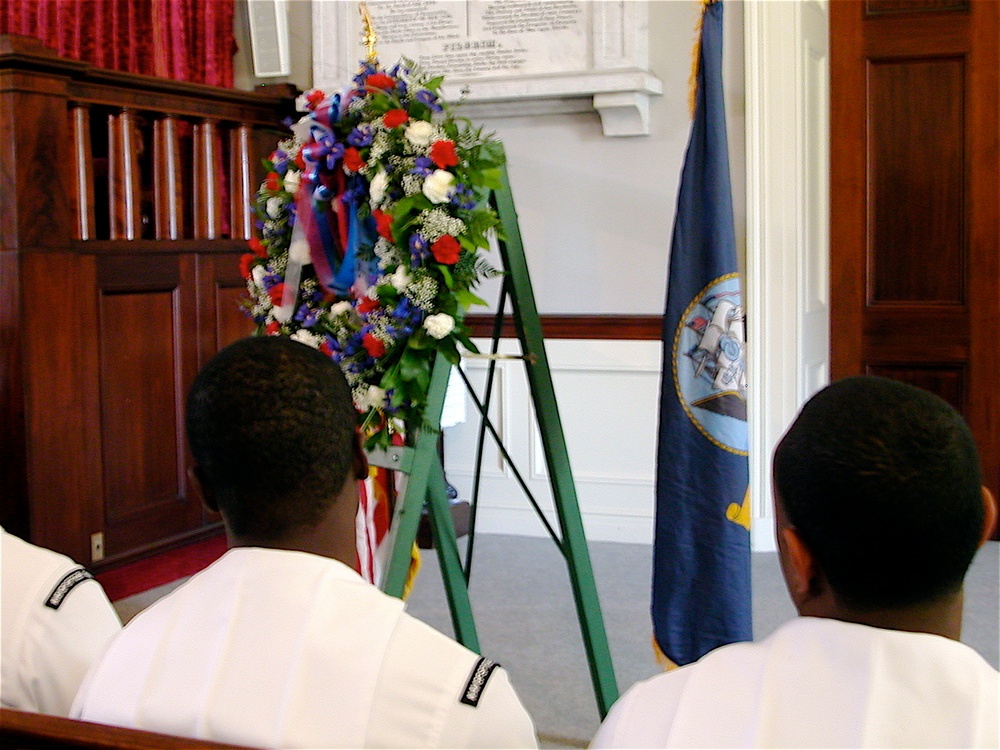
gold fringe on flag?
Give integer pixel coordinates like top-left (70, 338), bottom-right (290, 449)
top-left (653, 635), bottom-right (680, 671)
top-left (688, 0), bottom-right (721, 119)
top-left (403, 542), bottom-right (422, 599)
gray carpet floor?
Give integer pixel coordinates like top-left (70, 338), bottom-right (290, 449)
top-left (115, 537), bottom-right (999, 749)
top-left (405, 536), bottom-right (999, 748)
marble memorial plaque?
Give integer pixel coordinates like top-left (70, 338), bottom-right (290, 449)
top-left (363, 0), bottom-right (590, 79)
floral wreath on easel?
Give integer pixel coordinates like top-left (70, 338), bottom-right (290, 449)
top-left (241, 52), bottom-right (504, 451)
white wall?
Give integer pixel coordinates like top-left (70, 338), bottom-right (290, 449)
top-left (234, 1), bottom-right (763, 548)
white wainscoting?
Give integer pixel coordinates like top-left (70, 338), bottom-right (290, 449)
top-left (443, 338), bottom-right (661, 545)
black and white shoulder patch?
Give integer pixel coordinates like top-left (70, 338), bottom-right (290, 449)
top-left (461, 657), bottom-right (500, 707)
top-left (45, 568), bottom-right (95, 610)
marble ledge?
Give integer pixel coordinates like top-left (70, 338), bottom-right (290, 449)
top-left (445, 69), bottom-right (664, 137)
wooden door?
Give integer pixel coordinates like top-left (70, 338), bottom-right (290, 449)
top-left (830, 0), bottom-right (1000, 523)
top-left (96, 253), bottom-right (204, 559)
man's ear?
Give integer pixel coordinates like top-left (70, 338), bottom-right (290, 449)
top-left (353, 429), bottom-right (370, 480)
top-left (188, 465), bottom-right (219, 513)
top-left (980, 486), bottom-right (998, 547)
top-left (780, 526), bottom-right (820, 605)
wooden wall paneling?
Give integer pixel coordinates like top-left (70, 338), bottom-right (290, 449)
top-left (967, 0), bottom-right (1000, 499)
top-left (830, 1), bottom-right (866, 378)
top-left (96, 254), bottom-right (203, 560)
top-left (867, 56), bottom-right (965, 304)
top-left (196, 254), bottom-right (255, 367)
top-left (107, 109), bottom-right (141, 240)
top-left (22, 253), bottom-right (104, 564)
top-left (866, 363), bottom-right (966, 413)
top-left (0, 72), bottom-right (76, 251)
top-left (153, 116), bottom-right (183, 240)
top-left (0, 252), bottom-right (29, 538)
top-left (192, 120), bottom-right (222, 238)
top-left (830, 1), bottom-right (999, 516)
top-left (71, 105), bottom-right (96, 241)
top-left (230, 125), bottom-right (253, 240)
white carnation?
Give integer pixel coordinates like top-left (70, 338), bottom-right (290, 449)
top-left (390, 266), bottom-right (411, 292)
top-left (361, 385), bottom-right (387, 411)
top-left (283, 169), bottom-right (300, 194)
top-left (405, 120), bottom-right (435, 148)
top-left (331, 300), bottom-right (353, 316)
top-left (290, 329), bottom-right (322, 349)
top-left (369, 170), bottom-right (390, 207)
top-left (266, 196), bottom-right (283, 218)
top-left (251, 265), bottom-right (267, 288)
top-left (422, 169), bottom-right (455, 204)
top-left (423, 313), bottom-right (455, 339)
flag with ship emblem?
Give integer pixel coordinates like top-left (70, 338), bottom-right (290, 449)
top-left (652, 0), bottom-right (752, 667)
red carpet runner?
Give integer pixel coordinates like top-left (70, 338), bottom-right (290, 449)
top-left (96, 534), bottom-right (228, 602)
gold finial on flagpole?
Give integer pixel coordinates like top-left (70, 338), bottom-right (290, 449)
top-left (359, 2), bottom-right (378, 64)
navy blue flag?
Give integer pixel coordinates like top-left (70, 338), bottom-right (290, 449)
top-left (652, 0), bottom-right (752, 668)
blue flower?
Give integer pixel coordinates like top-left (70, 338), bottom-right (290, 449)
top-left (295, 305), bottom-right (321, 328)
top-left (347, 125), bottom-right (373, 147)
top-left (410, 156), bottom-right (434, 177)
top-left (451, 183), bottom-right (477, 210)
top-left (409, 233), bottom-right (429, 267)
top-left (353, 61), bottom-right (378, 86)
top-left (415, 89), bottom-right (442, 112)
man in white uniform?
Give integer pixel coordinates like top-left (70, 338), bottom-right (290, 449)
top-left (72, 336), bottom-right (537, 749)
top-left (1, 527), bottom-right (121, 715)
top-left (593, 376), bottom-right (999, 748)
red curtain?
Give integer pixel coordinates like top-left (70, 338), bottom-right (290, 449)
top-left (0, 0), bottom-right (236, 88)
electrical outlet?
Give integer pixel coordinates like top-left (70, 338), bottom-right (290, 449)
top-left (91, 532), bottom-right (105, 562)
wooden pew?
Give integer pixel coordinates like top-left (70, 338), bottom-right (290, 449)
top-left (0, 708), bottom-right (257, 750)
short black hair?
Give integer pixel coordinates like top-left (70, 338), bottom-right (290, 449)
top-left (773, 376), bottom-right (984, 609)
top-left (185, 336), bottom-right (358, 541)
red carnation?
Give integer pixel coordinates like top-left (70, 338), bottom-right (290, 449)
top-left (294, 151), bottom-right (306, 170)
top-left (430, 140), bottom-right (459, 169)
top-left (319, 340), bottom-right (334, 357)
top-left (372, 209), bottom-right (395, 242)
top-left (249, 237), bottom-right (267, 257)
top-left (365, 73), bottom-right (396, 91)
top-left (363, 333), bottom-right (387, 358)
top-left (306, 89), bottom-right (326, 108)
top-left (267, 283), bottom-right (285, 307)
top-left (239, 253), bottom-right (255, 280)
top-left (383, 109), bottom-right (409, 128)
top-left (343, 147), bottom-right (366, 173)
top-left (266, 321), bottom-right (280, 335)
top-left (265, 171), bottom-right (281, 191)
top-left (357, 296), bottom-right (381, 314)
top-left (431, 235), bottom-right (461, 265)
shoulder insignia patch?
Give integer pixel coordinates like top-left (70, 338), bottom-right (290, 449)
top-left (461, 657), bottom-right (500, 707)
top-left (45, 568), bottom-right (95, 610)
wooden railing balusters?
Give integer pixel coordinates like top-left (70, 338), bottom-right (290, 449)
top-left (108, 108), bottom-right (141, 240)
top-left (153, 115), bottom-right (183, 240)
top-left (71, 105), bottom-right (96, 241)
top-left (192, 119), bottom-right (221, 239)
top-left (230, 124), bottom-right (253, 240)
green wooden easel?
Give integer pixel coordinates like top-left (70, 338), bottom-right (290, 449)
top-left (374, 150), bottom-right (619, 718)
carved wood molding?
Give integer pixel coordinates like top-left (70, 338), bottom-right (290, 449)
top-left (465, 313), bottom-right (662, 340)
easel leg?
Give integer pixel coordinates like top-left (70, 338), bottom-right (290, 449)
top-left (426, 456), bottom-right (480, 652)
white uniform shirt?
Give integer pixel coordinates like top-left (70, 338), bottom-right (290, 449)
top-left (1, 527), bottom-right (121, 716)
top-left (592, 617), bottom-right (999, 748)
top-left (72, 547), bottom-right (537, 749)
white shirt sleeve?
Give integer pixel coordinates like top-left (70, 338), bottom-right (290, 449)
top-left (439, 664), bottom-right (538, 749)
top-left (23, 577), bottom-right (122, 715)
